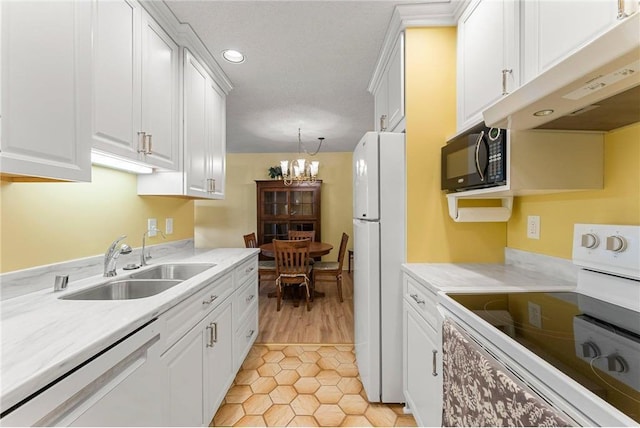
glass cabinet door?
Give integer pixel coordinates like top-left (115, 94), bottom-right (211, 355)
top-left (262, 222), bottom-right (289, 243)
top-left (262, 190), bottom-right (288, 217)
top-left (290, 190), bottom-right (316, 217)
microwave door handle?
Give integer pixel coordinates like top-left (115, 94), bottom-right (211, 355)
top-left (474, 131), bottom-right (485, 182)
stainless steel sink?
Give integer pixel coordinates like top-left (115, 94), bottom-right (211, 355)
top-left (60, 279), bottom-right (182, 300)
top-left (129, 263), bottom-right (216, 280)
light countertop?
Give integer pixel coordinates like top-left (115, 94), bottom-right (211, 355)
top-left (1, 248), bottom-right (259, 412)
top-left (402, 262), bottom-right (577, 294)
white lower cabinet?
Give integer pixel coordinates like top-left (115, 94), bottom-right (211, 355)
top-left (0, 322), bottom-right (163, 427)
top-left (0, 255), bottom-right (259, 427)
top-left (402, 273), bottom-right (442, 427)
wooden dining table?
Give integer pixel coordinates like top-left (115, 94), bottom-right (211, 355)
top-left (259, 241), bottom-right (334, 300)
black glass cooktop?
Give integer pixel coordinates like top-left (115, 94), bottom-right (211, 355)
top-left (448, 291), bottom-right (640, 423)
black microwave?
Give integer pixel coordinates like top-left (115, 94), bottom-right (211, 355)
top-left (441, 126), bottom-right (507, 192)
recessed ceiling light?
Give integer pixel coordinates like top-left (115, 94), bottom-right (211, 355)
top-left (533, 109), bottom-right (555, 117)
top-left (222, 49), bottom-right (245, 64)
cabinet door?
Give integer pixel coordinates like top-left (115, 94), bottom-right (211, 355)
top-left (206, 78), bottom-right (226, 199)
top-left (386, 33), bottom-right (404, 132)
top-left (1, 0), bottom-right (92, 181)
top-left (92, 0), bottom-right (141, 159)
top-left (162, 323), bottom-right (205, 427)
top-left (457, 0), bottom-right (519, 131)
top-left (203, 302), bottom-right (234, 421)
top-left (521, 0), bottom-right (619, 83)
top-left (374, 74), bottom-right (388, 132)
top-left (140, 10), bottom-right (179, 170)
top-left (184, 50), bottom-right (211, 198)
top-left (403, 303), bottom-right (442, 427)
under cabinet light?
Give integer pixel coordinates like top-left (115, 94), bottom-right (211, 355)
top-left (91, 150), bottom-right (153, 174)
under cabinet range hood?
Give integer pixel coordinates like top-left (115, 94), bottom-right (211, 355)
top-left (484, 13), bottom-right (640, 131)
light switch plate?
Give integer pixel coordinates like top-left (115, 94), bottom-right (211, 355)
top-left (147, 218), bottom-right (157, 237)
top-left (166, 218), bottom-right (173, 235)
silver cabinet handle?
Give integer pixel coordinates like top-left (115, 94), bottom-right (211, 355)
top-left (474, 130), bottom-right (485, 182)
top-left (246, 329), bottom-right (255, 339)
top-left (246, 294), bottom-right (255, 303)
top-left (202, 294), bottom-right (218, 305)
top-left (501, 69), bottom-right (512, 95)
top-left (410, 293), bottom-right (425, 305)
top-left (432, 350), bottom-right (438, 376)
top-left (206, 322), bottom-right (216, 347)
top-left (380, 114), bottom-right (387, 132)
top-left (245, 266), bottom-right (255, 273)
top-left (144, 134), bottom-right (152, 155)
top-left (206, 178), bottom-right (216, 193)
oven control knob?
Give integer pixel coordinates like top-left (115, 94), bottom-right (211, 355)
top-left (581, 341), bottom-right (600, 358)
top-left (581, 233), bottom-right (600, 249)
top-left (606, 235), bottom-right (627, 253)
top-left (607, 354), bottom-right (628, 373)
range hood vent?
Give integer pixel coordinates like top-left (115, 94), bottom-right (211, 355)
top-left (484, 13), bottom-right (640, 131)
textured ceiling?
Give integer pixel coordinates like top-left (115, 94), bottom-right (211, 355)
top-left (165, 0), bottom-right (415, 153)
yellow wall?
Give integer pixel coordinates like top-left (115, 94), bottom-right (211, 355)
top-left (0, 166), bottom-right (194, 273)
top-left (194, 152), bottom-right (353, 260)
top-left (405, 27), bottom-right (506, 263)
top-left (507, 123), bottom-right (640, 259)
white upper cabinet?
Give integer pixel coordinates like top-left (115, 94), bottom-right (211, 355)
top-left (1, 1), bottom-right (92, 181)
top-left (373, 33), bottom-right (405, 132)
top-left (184, 50), bottom-right (226, 199)
top-left (521, 0), bottom-right (622, 84)
top-left (92, 0), bottom-right (179, 170)
top-left (138, 49), bottom-right (226, 199)
top-left (457, 0), bottom-right (519, 131)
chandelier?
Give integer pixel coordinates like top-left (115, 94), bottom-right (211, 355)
top-left (280, 128), bottom-right (323, 186)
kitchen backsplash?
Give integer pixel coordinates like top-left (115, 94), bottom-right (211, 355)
top-left (0, 239), bottom-right (195, 301)
top-left (504, 247), bottom-right (577, 283)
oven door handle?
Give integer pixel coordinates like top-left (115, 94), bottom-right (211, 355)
top-left (474, 130), bottom-right (486, 182)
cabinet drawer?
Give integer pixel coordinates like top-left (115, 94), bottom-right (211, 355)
top-left (233, 304), bottom-right (258, 371)
top-left (403, 274), bottom-right (438, 330)
top-left (162, 272), bottom-right (233, 350)
top-left (233, 275), bottom-right (258, 329)
top-left (235, 256), bottom-right (258, 289)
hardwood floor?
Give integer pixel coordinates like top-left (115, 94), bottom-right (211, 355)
top-left (256, 272), bottom-right (354, 344)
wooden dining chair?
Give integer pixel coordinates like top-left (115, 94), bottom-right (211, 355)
top-left (311, 233), bottom-right (349, 302)
top-left (243, 232), bottom-right (276, 287)
top-left (273, 239), bottom-right (312, 311)
top-left (288, 230), bottom-right (316, 241)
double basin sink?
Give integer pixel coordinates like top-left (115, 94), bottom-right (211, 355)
top-left (61, 263), bottom-right (216, 301)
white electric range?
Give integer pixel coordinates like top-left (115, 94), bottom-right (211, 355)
top-left (440, 224), bottom-right (640, 426)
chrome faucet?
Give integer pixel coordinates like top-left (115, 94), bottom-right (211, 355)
top-left (141, 228), bottom-right (167, 267)
top-left (104, 235), bottom-right (133, 277)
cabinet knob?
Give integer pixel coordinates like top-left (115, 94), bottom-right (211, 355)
top-left (246, 329), bottom-right (255, 339)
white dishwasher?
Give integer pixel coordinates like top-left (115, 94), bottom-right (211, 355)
top-left (1, 320), bottom-right (162, 427)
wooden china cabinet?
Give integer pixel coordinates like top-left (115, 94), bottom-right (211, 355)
top-left (255, 180), bottom-right (322, 245)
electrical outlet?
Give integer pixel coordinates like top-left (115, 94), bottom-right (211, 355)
top-left (527, 215), bottom-right (540, 239)
top-left (147, 218), bottom-right (157, 237)
top-left (528, 301), bottom-right (542, 328)
top-left (166, 218), bottom-right (174, 235)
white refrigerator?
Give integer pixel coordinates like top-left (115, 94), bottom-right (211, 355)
top-left (352, 131), bottom-right (405, 403)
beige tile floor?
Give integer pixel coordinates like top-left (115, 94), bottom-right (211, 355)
top-left (211, 344), bottom-right (417, 427)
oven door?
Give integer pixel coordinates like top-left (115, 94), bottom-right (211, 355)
top-left (438, 297), bottom-right (638, 427)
